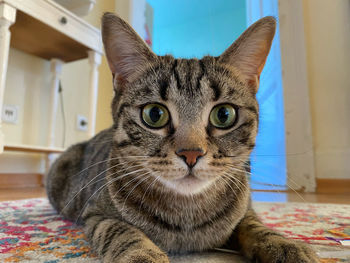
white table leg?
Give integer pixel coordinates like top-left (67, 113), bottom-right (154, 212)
top-left (0, 3), bottom-right (16, 153)
top-left (44, 59), bottom-right (62, 181)
top-left (47, 59), bottom-right (63, 147)
top-left (88, 50), bottom-right (101, 138)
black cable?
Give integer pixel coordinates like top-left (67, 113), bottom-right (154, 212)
top-left (58, 81), bottom-right (66, 148)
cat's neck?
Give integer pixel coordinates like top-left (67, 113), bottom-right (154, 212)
top-left (108, 171), bottom-right (250, 224)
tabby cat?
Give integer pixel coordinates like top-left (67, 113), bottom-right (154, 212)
top-left (46, 13), bottom-right (319, 263)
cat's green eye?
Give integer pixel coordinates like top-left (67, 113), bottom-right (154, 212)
top-left (210, 104), bottom-right (237, 129)
top-left (142, 104), bottom-right (169, 128)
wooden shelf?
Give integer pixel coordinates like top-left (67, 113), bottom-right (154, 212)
top-left (3, 0), bottom-right (103, 62)
top-left (11, 11), bottom-right (90, 62)
top-left (4, 144), bottom-right (65, 154)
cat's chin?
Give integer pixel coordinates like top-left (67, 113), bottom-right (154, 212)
top-left (158, 174), bottom-right (214, 196)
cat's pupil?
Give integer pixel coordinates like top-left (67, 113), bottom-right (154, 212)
top-left (150, 107), bottom-right (162, 123)
top-left (217, 107), bottom-right (229, 123)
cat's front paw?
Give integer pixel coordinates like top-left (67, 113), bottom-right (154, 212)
top-left (252, 236), bottom-right (319, 263)
top-left (118, 248), bottom-right (170, 263)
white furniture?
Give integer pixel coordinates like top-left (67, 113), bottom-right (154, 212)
top-left (0, 0), bottom-right (103, 155)
top-left (54, 0), bottom-right (96, 17)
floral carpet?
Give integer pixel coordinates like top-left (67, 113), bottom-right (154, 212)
top-left (0, 198), bottom-right (349, 262)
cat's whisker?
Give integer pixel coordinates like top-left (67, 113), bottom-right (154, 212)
top-left (139, 172), bottom-right (161, 212)
top-left (227, 162), bottom-right (293, 189)
top-left (75, 180), bottom-right (113, 224)
top-left (224, 165), bottom-right (294, 202)
top-left (239, 167), bottom-right (307, 203)
top-left (232, 165), bottom-right (286, 187)
top-left (60, 162), bottom-right (146, 215)
top-left (97, 165), bottom-right (150, 201)
top-left (222, 172), bottom-right (247, 198)
top-left (249, 180), bottom-right (286, 188)
top-left (60, 161), bottom-right (130, 215)
top-left (89, 139), bottom-right (114, 145)
top-left (219, 175), bottom-right (239, 201)
top-left (224, 148), bottom-right (313, 158)
top-left (121, 172), bottom-right (153, 211)
top-left (223, 146), bottom-right (308, 205)
top-left (109, 169), bottom-right (152, 202)
top-left (75, 168), bottom-right (149, 223)
top-left (239, 160), bottom-right (292, 186)
top-left (236, 177), bottom-right (250, 195)
top-left (280, 180), bottom-right (307, 203)
top-left (70, 155), bottom-right (149, 180)
top-left (226, 155), bottom-right (311, 201)
top-left (225, 172), bottom-right (249, 192)
top-left (225, 165), bottom-right (252, 177)
top-left (285, 176), bottom-right (304, 189)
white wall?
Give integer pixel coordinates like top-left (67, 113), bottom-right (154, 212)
top-left (3, 49), bottom-right (92, 148)
top-left (303, 0), bottom-right (350, 179)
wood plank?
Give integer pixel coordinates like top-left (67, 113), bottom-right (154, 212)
top-left (10, 10), bottom-right (90, 62)
top-left (4, 144), bottom-right (64, 154)
top-left (0, 187), bottom-right (46, 201)
top-left (316, 178), bottom-right (350, 194)
top-left (0, 173), bottom-right (43, 188)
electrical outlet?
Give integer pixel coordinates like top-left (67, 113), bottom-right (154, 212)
top-left (77, 114), bottom-right (88, 131)
top-left (2, 104), bottom-right (18, 124)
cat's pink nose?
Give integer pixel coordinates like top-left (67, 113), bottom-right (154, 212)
top-left (176, 149), bottom-right (205, 168)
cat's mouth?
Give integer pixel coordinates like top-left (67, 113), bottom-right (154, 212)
top-left (163, 171), bottom-right (215, 195)
top-left (156, 168), bottom-right (215, 195)
top-left (174, 172), bottom-right (201, 183)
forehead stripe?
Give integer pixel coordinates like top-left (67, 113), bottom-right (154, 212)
top-left (209, 79), bottom-right (221, 101)
top-left (172, 60), bottom-right (181, 90)
top-left (159, 79), bottom-right (169, 101)
top-left (196, 60), bottom-right (205, 92)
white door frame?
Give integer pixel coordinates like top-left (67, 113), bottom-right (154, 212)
top-left (246, 0), bottom-right (316, 192)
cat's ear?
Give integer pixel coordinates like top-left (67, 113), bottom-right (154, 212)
top-left (101, 13), bottom-right (158, 82)
top-left (218, 16), bottom-right (276, 91)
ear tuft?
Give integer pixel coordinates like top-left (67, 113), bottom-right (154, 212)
top-left (218, 16), bottom-right (276, 91)
top-left (101, 13), bottom-right (157, 82)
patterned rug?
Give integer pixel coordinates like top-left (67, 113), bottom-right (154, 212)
top-left (0, 198), bottom-right (350, 263)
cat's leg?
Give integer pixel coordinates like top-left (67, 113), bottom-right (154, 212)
top-left (83, 213), bottom-right (169, 263)
top-left (228, 208), bottom-right (319, 263)
top-left (46, 142), bottom-right (87, 218)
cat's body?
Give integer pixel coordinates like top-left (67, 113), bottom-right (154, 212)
top-left (48, 56), bottom-right (251, 253)
top-left (47, 13), bottom-right (319, 263)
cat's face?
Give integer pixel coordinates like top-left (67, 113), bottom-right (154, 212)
top-left (102, 14), bottom-right (275, 195)
top-left (110, 56), bottom-right (258, 195)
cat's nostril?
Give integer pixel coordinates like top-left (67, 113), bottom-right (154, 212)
top-left (176, 149), bottom-right (205, 168)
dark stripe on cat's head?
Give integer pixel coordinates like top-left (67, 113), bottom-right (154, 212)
top-left (159, 79), bottom-right (169, 101)
top-left (210, 80), bottom-right (221, 101)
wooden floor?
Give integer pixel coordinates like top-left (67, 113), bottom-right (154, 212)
top-left (0, 187), bottom-right (46, 202)
top-left (0, 187), bottom-right (349, 204)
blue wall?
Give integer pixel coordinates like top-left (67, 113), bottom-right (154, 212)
top-left (246, 2), bottom-right (286, 192)
top-left (147, 0), bottom-right (246, 58)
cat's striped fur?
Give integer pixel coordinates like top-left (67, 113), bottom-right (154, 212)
top-left (46, 13), bottom-right (319, 263)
